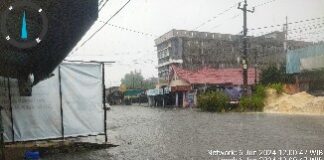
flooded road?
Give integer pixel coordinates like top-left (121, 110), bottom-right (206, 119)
top-left (45, 105), bottom-right (324, 160)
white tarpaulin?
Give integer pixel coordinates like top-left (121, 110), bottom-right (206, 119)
top-left (60, 63), bottom-right (104, 137)
top-left (0, 62), bottom-right (104, 142)
top-left (12, 70), bottom-right (61, 141)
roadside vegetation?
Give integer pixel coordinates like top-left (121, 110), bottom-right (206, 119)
top-left (260, 65), bottom-right (294, 85)
top-left (268, 83), bottom-right (284, 94)
top-left (236, 65), bottom-right (288, 112)
top-left (238, 85), bottom-right (266, 112)
top-left (197, 65), bottom-right (289, 113)
top-left (197, 91), bottom-right (230, 112)
top-left (197, 84), bottom-right (284, 113)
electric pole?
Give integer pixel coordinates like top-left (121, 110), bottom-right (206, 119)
top-left (254, 48), bottom-right (258, 85)
top-left (284, 16), bottom-right (288, 53)
top-left (238, 0), bottom-right (255, 95)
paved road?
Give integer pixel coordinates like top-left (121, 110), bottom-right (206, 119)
top-left (45, 105), bottom-right (324, 160)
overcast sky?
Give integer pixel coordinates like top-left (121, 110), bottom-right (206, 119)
top-left (66, 0), bottom-right (324, 87)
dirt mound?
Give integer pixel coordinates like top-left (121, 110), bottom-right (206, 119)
top-left (264, 89), bottom-right (324, 114)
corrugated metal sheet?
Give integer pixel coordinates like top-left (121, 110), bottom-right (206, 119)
top-left (286, 44), bottom-right (324, 74)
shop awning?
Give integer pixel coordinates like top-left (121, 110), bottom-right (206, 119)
top-left (124, 89), bottom-right (144, 97)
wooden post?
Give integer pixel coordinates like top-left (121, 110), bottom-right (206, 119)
top-left (58, 66), bottom-right (64, 141)
top-left (102, 63), bottom-right (108, 143)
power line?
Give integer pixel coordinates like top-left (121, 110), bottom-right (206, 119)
top-left (196, 0), bottom-right (276, 32)
top-left (210, 14), bottom-right (241, 30)
top-left (247, 26), bottom-right (324, 42)
top-left (192, 3), bottom-right (239, 31)
top-left (99, 0), bottom-right (111, 12)
top-left (214, 0), bottom-right (277, 30)
top-left (288, 23), bottom-right (324, 34)
top-left (69, 0), bottom-right (132, 57)
top-left (248, 22), bottom-right (324, 37)
top-left (289, 22), bottom-right (324, 30)
top-left (252, 0), bottom-right (277, 8)
top-left (248, 16), bottom-right (324, 31)
top-left (247, 17), bottom-right (324, 37)
top-left (97, 20), bottom-right (158, 37)
top-left (71, 49), bottom-right (157, 60)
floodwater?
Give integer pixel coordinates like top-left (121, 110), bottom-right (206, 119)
top-left (45, 105), bottom-right (324, 160)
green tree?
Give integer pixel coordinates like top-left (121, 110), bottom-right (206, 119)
top-left (260, 65), bottom-right (294, 85)
top-left (142, 77), bottom-right (158, 89)
top-left (121, 70), bottom-right (157, 89)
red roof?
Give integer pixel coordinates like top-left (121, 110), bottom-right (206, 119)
top-left (171, 65), bottom-right (258, 85)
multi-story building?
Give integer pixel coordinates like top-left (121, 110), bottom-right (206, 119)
top-left (155, 29), bottom-right (311, 82)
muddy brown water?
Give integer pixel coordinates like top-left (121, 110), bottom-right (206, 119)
top-left (44, 105), bottom-right (324, 160)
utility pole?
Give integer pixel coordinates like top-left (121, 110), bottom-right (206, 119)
top-left (238, 0), bottom-right (255, 95)
top-left (284, 16), bottom-right (288, 53)
top-left (254, 48), bottom-right (258, 85)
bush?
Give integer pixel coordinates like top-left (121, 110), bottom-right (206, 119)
top-left (268, 83), bottom-right (283, 94)
top-left (239, 95), bottom-right (264, 112)
top-left (239, 85), bottom-right (266, 112)
top-left (197, 91), bottom-right (230, 112)
top-left (255, 85), bottom-right (266, 98)
top-left (251, 96), bottom-right (265, 111)
top-left (238, 96), bottom-right (250, 112)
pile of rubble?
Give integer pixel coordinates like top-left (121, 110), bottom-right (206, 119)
top-left (264, 89), bottom-right (324, 114)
